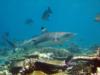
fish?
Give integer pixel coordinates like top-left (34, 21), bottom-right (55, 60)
top-left (3, 32), bottom-right (9, 37)
top-left (25, 18), bottom-right (34, 25)
top-left (4, 38), bottom-right (16, 48)
top-left (95, 14), bottom-right (100, 22)
top-left (41, 7), bottom-right (53, 21)
top-left (21, 27), bottom-right (75, 47)
top-left (2, 32), bottom-right (17, 52)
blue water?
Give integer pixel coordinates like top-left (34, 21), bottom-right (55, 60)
top-left (0, 0), bottom-right (100, 48)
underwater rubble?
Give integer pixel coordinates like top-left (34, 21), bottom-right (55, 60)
top-left (0, 46), bottom-right (99, 75)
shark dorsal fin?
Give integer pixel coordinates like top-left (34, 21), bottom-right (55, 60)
top-left (41, 27), bottom-right (48, 34)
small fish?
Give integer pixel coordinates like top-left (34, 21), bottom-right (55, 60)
top-left (2, 32), bottom-right (10, 41)
top-left (2, 32), bottom-right (16, 52)
top-left (25, 18), bottom-right (34, 25)
top-left (95, 14), bottom-right (100, 22)
top-left (41, 7), bottom-right (53, 21)
top-left (3, 32), bottom-right (9, 37)
top-left (4, 38), bottom-right (16, 49)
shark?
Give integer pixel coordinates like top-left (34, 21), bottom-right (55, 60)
top-left (21, 27), bottom-right (76, 47)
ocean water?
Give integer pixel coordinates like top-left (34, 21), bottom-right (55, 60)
top-left (0, 0), bottom-right (100, 64)
top-left (0, 1), bottom-right (100, 75)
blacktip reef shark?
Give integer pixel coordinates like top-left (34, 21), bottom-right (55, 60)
top-left (21, 27), bottom-right (76, 47)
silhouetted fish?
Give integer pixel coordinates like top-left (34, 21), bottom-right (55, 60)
top-left (2, 32), bottom-right (16, 52)
top-left (95, 14), bottom-right (100, 22)
top-left (4, 38), bottom-right (16, 48)
top-left (25, 18), bottom-right (34, 25)
top-left (41, 7), bottom-right (53, 21)
top-left (3, 32), bottom-right (9, 37)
